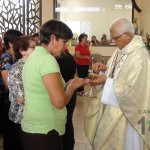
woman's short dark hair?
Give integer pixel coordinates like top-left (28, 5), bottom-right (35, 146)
top-left (13, 36), bottom-right (35, 60)
top-left (78, 33), bottom-right (88, 43)
top-left (40, 19), bottom-right (73, 44)
top-left (3, 29), bottom-right (23, 50)
top-left (33, 33), bottom-right (39, 38)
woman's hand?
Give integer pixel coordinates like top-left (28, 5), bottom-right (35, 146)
top-left (68, 77), bottom-right (88, 90)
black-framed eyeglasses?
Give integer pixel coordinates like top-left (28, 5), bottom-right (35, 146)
top-left (110, 32), bottom-right (126, 41)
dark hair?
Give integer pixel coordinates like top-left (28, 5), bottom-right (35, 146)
top-left (33, 33), bottom-right (39, 38)
top-left (3, 29), bottom-right (23, 50)
top-left (13, 36), bottom-right (35, 59)
top-left (40, 19), bottom-right (73, 44)
top-left (78, 33), bottom-right (88, 43)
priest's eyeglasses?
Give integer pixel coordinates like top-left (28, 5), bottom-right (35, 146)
top-left (110, 32), bottom-right (126, 41)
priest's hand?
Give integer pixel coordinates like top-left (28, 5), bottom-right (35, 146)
top-left (93, 62), bottom-right (107, 72)
top-left (89, 73), bottom-right (107, 85)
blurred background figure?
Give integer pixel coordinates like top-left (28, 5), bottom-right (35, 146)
top-left (56, 49), bottom-right (77, 150)
top-left (91, 35), bottom-right (100, 45)
top-left (1, 32), bottom-right (5, 40)
top-left (0, 37), bottom-right (3, 57)
top-left (0, 29), bottom-right (23, 150)
top-left (33, 32), bottom-right (40, 46)
top-left (99, 34), bottom-right (110, 45)
top-left (75, 33), bottom-right (91, 96)
top-left (8, 36), bottom-right (35, 150)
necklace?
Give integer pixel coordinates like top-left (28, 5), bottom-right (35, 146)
top-left (109, 53), bottom-right (125, 78)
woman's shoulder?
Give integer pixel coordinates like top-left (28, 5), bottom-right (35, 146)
top-left (11, 59), bottom-right (24, 70)
top-left (0, 51), bottom-right (16, 63)
top-left (35, 53), bottom-right (58, 70)
top-left (75, 43), bottom-right (81, 47)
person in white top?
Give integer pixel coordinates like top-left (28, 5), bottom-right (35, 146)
top-left (85, 18), bottom-right (150, 150)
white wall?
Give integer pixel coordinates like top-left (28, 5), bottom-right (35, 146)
top-left (58, 0), bottom-right (132, 40)
top-left (133, 0), bottom-right (142, 35)
top-left (133, 0), bottom-right (150, 36)
top-left (141, 0), bottom-right (150, 35)
top-left (41, 0), bottom-right (54, 24)
top-left (41, 0), bottom-right (150, 56)
top-left (69, 46), bottom-right (116, 57)
top-left (42, 0), bottom-right (150, 37)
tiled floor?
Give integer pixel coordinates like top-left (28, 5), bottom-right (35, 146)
top-left (73, 93), bottom-right (93, 150)
top-left (0, 86), bottom-right (93, 150)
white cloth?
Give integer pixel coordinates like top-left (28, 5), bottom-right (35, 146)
top-left (101, 77), bottom-right (143, 150)
top-left (125, 122), bottom-right (143, 150)
top-left (101, 77), bottom-right (119, 107)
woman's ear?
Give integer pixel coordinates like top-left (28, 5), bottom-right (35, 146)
top-left (50, 34), bottom-right (56, 44)
top-left (9, 42), bottom-right (13, 50)
top-left (20, 49), bottom-right (25, 56)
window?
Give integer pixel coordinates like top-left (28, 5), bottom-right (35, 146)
top-left (0, 0), bottom-right (41, 37)
top-left (54, 0), bottom-right (132, 41)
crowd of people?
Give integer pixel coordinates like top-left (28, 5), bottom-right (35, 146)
top-left (91, 34), bottom-right (110, 46)
top-left (0, 17), bottom-right (149, 150)
top-left (0, 20), bottom-right (86, 150)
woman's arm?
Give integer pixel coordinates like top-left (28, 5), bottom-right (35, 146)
top-left (1, 70), bottom-right (9, 90)
top-left (8, 62), bottom-right (25, 104)
top-left (42, 73), bottom-right (85, 109)
top-left (75, 51), bottom-right (90, 59)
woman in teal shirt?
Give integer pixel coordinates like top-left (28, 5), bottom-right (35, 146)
top-left (21, 20), bottom-right (86, 150)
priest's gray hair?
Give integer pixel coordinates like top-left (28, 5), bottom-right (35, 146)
top-left (110, 18), bottom-right (134, 35)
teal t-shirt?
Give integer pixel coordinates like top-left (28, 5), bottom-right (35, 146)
top-left (21, 46), bottom-right (66, 135)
